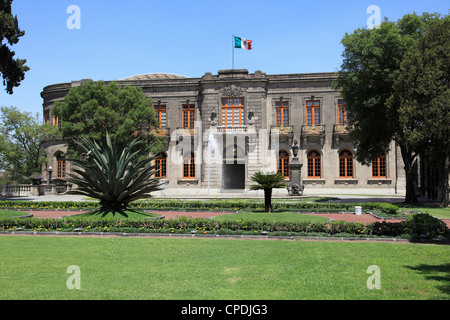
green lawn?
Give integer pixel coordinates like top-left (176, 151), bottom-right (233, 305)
top-left (0, 210), bottom-right (29, 218)
top-left (0, 236), bottom-right (448, 300)
top-left (212, 212), bottom-right (330, 223)
top-left (69, 210), bottom-right (160, 219)
top-left (401, 206), bottom-right (450, 219)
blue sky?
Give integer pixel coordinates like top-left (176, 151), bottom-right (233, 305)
top-left (2, 0), bottom-right (448, 116)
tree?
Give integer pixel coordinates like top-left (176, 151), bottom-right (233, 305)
top-left (0, 106), bottom-right (60, 183)
top-left (333, 12), bottom-right (445, 203)
top-left (0, 0), bottom-right (29, 94)
top-left (250, 172), bottom-right (287, 212)
top-left (51, 80), bottom-right (163, 157)
top-left (388, 18), bottom-right (450, 207)
top-left (66, 132), bottom-right (162, 215)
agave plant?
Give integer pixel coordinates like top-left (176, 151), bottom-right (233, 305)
top-left (250, 171), bottom-right (287, 212)
top-left (66, 132), bottom-right (162, 215)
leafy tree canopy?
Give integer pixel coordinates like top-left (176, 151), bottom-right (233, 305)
top-left (0, 0), bottom-right (29, 94)
top-left (334, 12), bottom-right (445, 165)
top-left (389, 17), bottom-right (450, 206)
top-left (333, 12), bottom-right (446, 203)
top-left (0, 106), bottom-right (60, 183)
top-left (52, 80), bottom-right (163, 157)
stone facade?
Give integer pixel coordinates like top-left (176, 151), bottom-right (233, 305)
top-left (41, 69), bottom-right (405, 196)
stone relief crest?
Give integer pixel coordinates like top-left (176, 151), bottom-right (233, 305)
top-left (222, 84), bottom-right (242, 97)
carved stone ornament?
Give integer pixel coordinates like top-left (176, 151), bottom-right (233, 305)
top-left (223, 84), bottom-right (242, 97)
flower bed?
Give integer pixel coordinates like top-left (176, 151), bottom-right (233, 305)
top-left (1, 213), bottom-right (447, 240)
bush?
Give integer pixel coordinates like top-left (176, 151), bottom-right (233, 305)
top-left (406, 213), bottom-right (447, 238)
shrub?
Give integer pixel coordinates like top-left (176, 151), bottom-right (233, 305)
top-left (405, 213), bottom-right (447, 238)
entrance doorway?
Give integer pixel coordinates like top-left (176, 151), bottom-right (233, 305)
top-left (223, 164), bottom-right (245, 189)
top-left (222, 143), bottom-right (246, 190)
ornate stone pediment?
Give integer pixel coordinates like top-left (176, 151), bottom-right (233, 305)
top-left (222, 84), bottom-right (242, 97)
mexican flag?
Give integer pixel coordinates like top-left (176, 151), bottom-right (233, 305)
top-left (234, 36), bottom-right (252, 50)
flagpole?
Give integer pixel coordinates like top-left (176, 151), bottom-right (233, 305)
top-left (232, 34), bottom-right (234, 70)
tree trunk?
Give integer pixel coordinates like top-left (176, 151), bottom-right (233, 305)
top-left (400, 144), bottom-right (418, 204)
top-left (264, 188), bottom-right (272, 212)
top-left (440, 157), bottom-right (449, 207)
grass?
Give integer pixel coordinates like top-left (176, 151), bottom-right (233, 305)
top-left (212, 212), bottom-right (330, 223)
top-left (69, 210), bottom-right (160, 219)
top-left (400, 206), bottom-right (450, 220)
top-left (0, 210), bottom-right (30, 218)
top-left (0, 236), bottom-right (448, 300)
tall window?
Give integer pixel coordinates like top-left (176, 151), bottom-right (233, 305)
top-left (307, 150), bottom-right (321, 179)
top-left (155, 153), bottom-right (167, 179)
top-left (372, 154), bottom-right (386, 178)
top-left (54, 116), bottom-right (62, 129)
top-left (338, 99), bottom-right (347, 124)
top-left (275, 101), bottom-right (289, 126)
top-left (306, 100), bottom-right (320, 125)
top-left (183, 152), bottom-right (195, 179)
top-left (339, 150), bottom-right (353, 178)
top-left (221, 98), bottom-right (244, 126)
top-left (56, 154), bottom-right (66, 178)
top-left (278, 150), bottom-right (290, 178)
top-left (44, 110), bottom-right (50, 124)
top-left (182, 104), bottom-right (195, 128)
top-left (154, 105), bottom-right (167, 128)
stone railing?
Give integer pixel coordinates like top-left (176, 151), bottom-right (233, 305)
top-left (1, 183), bottom-right (72, 197)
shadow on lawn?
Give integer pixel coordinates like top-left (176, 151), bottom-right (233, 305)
top-left (406, 263), bottom-right (450, 296)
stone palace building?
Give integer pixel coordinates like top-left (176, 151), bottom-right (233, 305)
top-left (41, 69), bottom-right (406, 196)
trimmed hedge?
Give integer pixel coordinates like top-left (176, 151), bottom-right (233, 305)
top-left (0, 213), bottom-right (447, 239)
top-left (0, 200), bottom-right (401, 215)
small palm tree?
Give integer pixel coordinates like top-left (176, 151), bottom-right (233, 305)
top-left (66, 132), bottom-right (162, 216)
top-left (250, 171), bottom-right (287, 212)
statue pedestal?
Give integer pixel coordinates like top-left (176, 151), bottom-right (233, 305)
top-left (287, 140), bottom-right (304, 196)
top-left (288, 159), bottom-right (304, 196)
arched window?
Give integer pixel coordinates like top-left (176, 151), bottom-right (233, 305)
top-left (307, 150), bottom-right (321, 179)
top-left (372, 153), bottom-right (386, 178)
top-left (278, 150), bottom-right (290, 178)
top-left (154, 153), bottom-right (167, 179)
top-left (183, 152), bottom-right (195, 179)
top-left (56, 153), bottom-right (66, 178)
top-left (339, 150), bottom-right (353, 178)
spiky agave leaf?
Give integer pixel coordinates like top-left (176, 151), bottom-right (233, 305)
top-left (66, 132), bottom-right (162, 214)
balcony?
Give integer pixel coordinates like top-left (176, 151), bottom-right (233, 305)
top-left (176, 127), bottom-right (196, 136)
top-left (150, 127), bottom-right (170, 138)
top-left (270, 125), bottom-right (294, 135)
top-left (333, 124), bottom-right (350, 144)
top-left (301, 125), bottom-right (325, 145)
top-left (217, 126), bottom-right (248, 133)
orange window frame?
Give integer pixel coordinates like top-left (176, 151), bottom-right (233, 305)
top-left (182, 104), bottom-right (195, 128)
top-left (183, 153), bottom-right (195, 179)
top-left (57, 159), bottom-right (66, 178)
top-left (155, 154), bottom-right (167, 179)
top-left (306, 100), bottom-right (320, 126)
top-left (372, 154), bottom-right (387, 178)
top-left (221, 98), bottom-right (245, 126)
top-left (44, 110), bottom-right (50, 124)
top-left (54, 116), bottom-right (62, 129)
top-left (339, 150), bottom-right (353, 178)
top-left (154, 105), bottom-right (167, 128)
top-left (307, 150), bottom-right (321, 179)
top-left (278, 150), bottom-right (290, 178)
top-left (338, 99), bottom-right (347, 124)
top-left (275, 101), bottom-right (289, 126)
